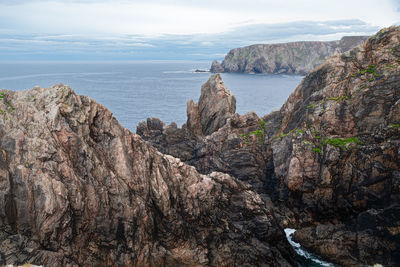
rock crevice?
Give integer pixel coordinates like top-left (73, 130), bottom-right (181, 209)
top-left (0, 84), bottom-right (295, 266)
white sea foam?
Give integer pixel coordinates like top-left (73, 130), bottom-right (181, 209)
top-left (284, 228), bottom-right (336, 267)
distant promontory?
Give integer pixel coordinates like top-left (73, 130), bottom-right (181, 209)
top-left (211, 36), bottom-right (368, 75)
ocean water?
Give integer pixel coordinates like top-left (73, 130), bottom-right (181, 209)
top-left (0, 61), bottom-right (303, 131)
top-left (285, 229), bottom-right (336, 267)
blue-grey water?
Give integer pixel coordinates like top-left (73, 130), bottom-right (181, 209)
top-left (0, 61), bottom-right (303, 131)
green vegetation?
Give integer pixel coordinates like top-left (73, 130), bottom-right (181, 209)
top-left (308, 134), bottom-right (361, 154)
top-left (328, 95), bottom-right (349, 101)
top-left (279, 126), bottom-right (361, 154)
top-left (306, 103), bottom-right (316, 109)
top-left (241, 120), bottom-right (267, 146)
top-left (360, 65), bottom-right (378, 75)
top-left (0, 92), bottom-right (15, 118)
top-left (313, 147), bottom-right (321, 153)
top-left (279, 128), bottom-right (296, 139)
top-left (352, 65), bottom-right (381, 82)
top-left (323, 136), bottom-right (361, 150)
top-left (390, 123), bottom-right (400, 129)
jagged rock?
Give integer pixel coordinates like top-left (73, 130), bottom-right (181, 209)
top-left (140, 26), bottom-right (400, 266)
top-left (293, 207), bottom-right (400, 266)
top-left (0, 85), bottom-right (297, 266)
top-left (137, 75), bottom-right (274, 192)
top-left (211, 36), bottom-right (368, 74)
top-left (210, 60), bottom-right (224, 73)
top-left (197, 74), bottom-right (236, 136)
top-left (186, 99), bottom-right (203, 138)
top-left (271, 26), bottom-right (400, 265)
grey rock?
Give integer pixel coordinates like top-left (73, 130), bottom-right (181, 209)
top-left (210, 60), bottom-right (224, 73)
top-left (212, 36), bottom-right (369, 75)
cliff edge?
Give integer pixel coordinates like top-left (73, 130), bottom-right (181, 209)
top-left (211, 36), bottom-right (368, 75)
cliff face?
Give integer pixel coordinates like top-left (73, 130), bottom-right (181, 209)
top-left (0, 85), bottom-right (296, 265)
top-left (1, 26), bottom-right (399, 267)
top-left (211, 36), bottom-right (368, 75)
top-left (139, 27), bottom-right (400, 266)
top-left (272, 26), bottom-right (400, 266)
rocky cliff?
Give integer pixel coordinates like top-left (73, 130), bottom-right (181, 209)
top-left (211, 36), bottom-right (368, 75)
top-left (139, 26), bottom-right (400, 266)
top-left (0, 85), bottom-right (297, 265)
top-left (272, 26), bottom-right (400, 266)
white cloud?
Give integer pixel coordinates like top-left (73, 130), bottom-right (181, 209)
top-left (0, 0), bottom-right (398, 36)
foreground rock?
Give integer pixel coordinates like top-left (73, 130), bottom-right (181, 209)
top-left (211, 36), bottom-right (368, 75)
top-left (270, 26), bottom-right (400, 266)
top-left (0, 85), bottom-right (296, 266)
top-left (140, 27), bottom-right (400, 266)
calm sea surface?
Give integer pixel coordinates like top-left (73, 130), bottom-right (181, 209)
top-left (0, 61), bottom-right (303, 131)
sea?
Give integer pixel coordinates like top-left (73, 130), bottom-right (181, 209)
top-left (0, 61), bottom-right (335, 266)
top-left (0, 61), bottom-right (303, 131)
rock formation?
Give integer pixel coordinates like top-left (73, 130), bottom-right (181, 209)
top-left (1, 25), bottom-right (399, 267)
top-left (210, 60), bottom-right (224, 73)
top-left (0, 85), bottom-right (296, 265)
top-left (271, 26), bottom-right (400, 266)
top-left (139, 27), bottom-right (400, 266)
top-left (137, 74), bottom-right (274, 192)
top-left (211, 36), bottom-right (368, 75)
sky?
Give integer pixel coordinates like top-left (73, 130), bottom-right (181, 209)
top-left (0, 0), bottom-right (399, 61)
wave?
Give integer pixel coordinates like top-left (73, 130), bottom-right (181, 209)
top-left (163, 69), bottom-right (209, 74)
top-left (284, 228), bottom-right (336, 267)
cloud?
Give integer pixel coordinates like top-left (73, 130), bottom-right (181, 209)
top-left (0, 19), bottom-right (380, 61)
top-left (0, 0), bottom-right (397, 37)
top-left (0, 1), bottom-right (392, 61)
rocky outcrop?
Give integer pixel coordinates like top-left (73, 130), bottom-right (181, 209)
top-left (0, 85), bottom-right (297, 266)
top-left (197, 74), bottom-right (236, 136)
top-left (140, 27), bottom-right (400, 266)
top-left (210, 60), bottom-right (224, 73)
top-left (211, 36), bottom-right (368, 75)
top-left (137, 74), bottom-right (277, 193)
top-left (293, 206), bottom-right (400, 266)
top-left (270, 26), bottom-right (400, 266)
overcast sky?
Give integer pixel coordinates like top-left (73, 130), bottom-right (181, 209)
top-left (0, 0), bottom-right (399, 60)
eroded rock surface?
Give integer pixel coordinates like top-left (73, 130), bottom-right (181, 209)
top-left (212, 36), bottom-right (368, 75)
top-left (0, 85), bottom-right (296, 266)
top-left (271, 26), bottom-right (400, 266)
top-left (140, 27), bottom-right (400, 266)
top-left (137, 74), bottom-right (276, 192)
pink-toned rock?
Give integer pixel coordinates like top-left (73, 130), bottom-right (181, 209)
top-left (287, 157), bottom-right (303, 190)
top-left (197, 74), bottom-right (236, 136)
top-left (0, 85), bottom-right (296, 266)
top-left (139, 26), bottom-right (400, 266)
